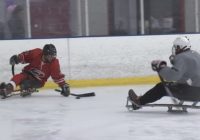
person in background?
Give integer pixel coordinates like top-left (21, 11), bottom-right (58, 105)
top-left (7, 5), bottom-right (25, 39)
top-left (128, 36), bottom-right (200, 110)
top-left (0, 21), bottom-right (5, 39)
top-left (0, 44), bottom-right (70, 98)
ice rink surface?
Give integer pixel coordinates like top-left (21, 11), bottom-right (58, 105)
top-left (0, 85), bottom-right (200, 140)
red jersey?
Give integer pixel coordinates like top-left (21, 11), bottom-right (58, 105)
top-left (17, 48), bottom-right (65, 87)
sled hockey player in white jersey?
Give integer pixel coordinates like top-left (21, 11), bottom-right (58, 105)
top-left (127, 36), bottom-right (200, 111)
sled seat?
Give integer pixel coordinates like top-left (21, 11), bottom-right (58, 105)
top-left (169, 85), bottom-right (200, 102)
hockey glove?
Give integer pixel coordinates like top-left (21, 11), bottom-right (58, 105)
top-left (169, 55), bottom-right (175, 65)
top-left (151, 60), bottom-right (167, 72)
top-left (10, 55), bottom-right (20, 65)
top-left (60, 83), bottom-right (70, 97)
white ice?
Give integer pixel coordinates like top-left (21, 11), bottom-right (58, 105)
top-left (0, 85), bottom-right (200, 140)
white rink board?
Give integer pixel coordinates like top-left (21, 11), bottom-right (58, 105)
top-left (0, 34), bottom-right (200, 82)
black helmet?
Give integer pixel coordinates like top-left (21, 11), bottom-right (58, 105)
top-left (43, 44), bottom-right (57, 56)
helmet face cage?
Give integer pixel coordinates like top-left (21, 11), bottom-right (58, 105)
top-left (172, 45), bottom-right (177, 55)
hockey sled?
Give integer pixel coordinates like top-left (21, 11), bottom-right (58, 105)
top-left (126, 96), bottom-right (200, 113)
top-left (0, 88), bottom-right (38, 99)
top-left (126, 84), bottom-right (200, 113)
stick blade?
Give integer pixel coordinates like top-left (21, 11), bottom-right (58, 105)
top-left (71, 92), bottom-right (95, 97)
top-left (54, 89), bottom-right (95, 97)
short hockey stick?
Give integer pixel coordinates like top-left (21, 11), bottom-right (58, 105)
top-left (158, 73), bottom-right (178, 105)
top-left (12, 65), bottom-right (15, 76)
top-left (55, 89), bottom-right (95, 98)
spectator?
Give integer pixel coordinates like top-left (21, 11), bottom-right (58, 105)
top-left (0, 22), bottom-right (5, 39)
top-left (7, 5), bottom-right (25, 39)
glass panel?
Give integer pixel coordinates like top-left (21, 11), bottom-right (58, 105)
top-left (108, 0), bottom-right (137, 36)
top-left (3, 0), bottom-right (26, 39)
top-left (0, 0), bottom-right (199, 39)
top-left (30, 0), bottom-right (70, 38)
top-left (142, 0), bottom-right (183, 35)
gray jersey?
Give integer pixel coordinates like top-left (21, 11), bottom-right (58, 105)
top-left (159, 50), bottom-right (200, 87)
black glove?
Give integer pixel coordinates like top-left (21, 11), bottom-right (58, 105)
top-left (10, 55), bottom-right (19, 65)
top-left (151, 60), bottom-right (167, 72)
top-left (169, 55), bottom-right (175, 65)
top-left (60, 84), bottom-right (70, 97)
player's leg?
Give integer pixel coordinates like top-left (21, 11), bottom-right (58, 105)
top-left (128, 82), bottom-right (168, 106)
top-left (19, 79), bottom-right (42, 97)
top-left (20, 79), bottom-right (42, 90)
top-left (0, 73), bottom-right (27, 97)
top-left (169, 84), bottom-right (200, 101)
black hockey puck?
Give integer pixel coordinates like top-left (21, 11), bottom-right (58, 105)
top-left (76, 96), bottom-right (80, 99)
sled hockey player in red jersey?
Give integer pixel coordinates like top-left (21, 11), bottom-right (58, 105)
top-left (128, 36), bottom-right (200, 110)
top-left (0, 44), bottom-right (70, 98)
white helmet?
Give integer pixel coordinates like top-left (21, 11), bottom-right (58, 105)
top-left (172, 36), bottom-right (191, 55)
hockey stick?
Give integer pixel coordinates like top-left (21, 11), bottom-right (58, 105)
top-left (158, 73), bottom-right (178, 105)
top-left (55, 89), bottom-right (95, 98)
top-left (12, 65), bottom-right (15, 76)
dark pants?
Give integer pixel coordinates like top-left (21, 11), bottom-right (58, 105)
top-left (139, 82), bottom-right (200, 105)
top-left (19, 70), bottom-right (43, 90)
top-left (20, 79), bottom-right (42, 90)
